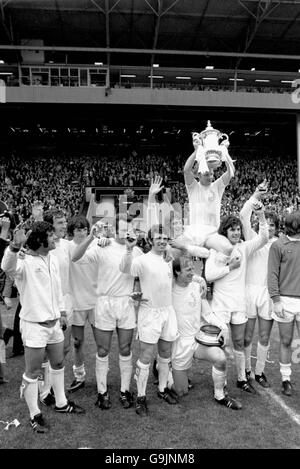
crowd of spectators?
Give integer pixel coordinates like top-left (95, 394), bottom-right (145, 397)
top-left (0, 155), bottom-right (85, 221)
top-left (0, 152), bottom-right (298, 230)
top-left (114, 82), bottom-right (291, 95)
top-left (83, 153), bottom-right (181, 188)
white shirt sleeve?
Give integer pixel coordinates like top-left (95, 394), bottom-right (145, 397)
top-left (186, 245), bottom-right (210, 258)
top-left (204, 249), bottom-right (230, 283)
top-left (214, 176), bottom-right (226, 196)
top-left (120, 246), bottom-right (143, 274)
top-left (1, 247), bottom-right (25, 280)
top-left (244, 218), bottom-right (268, 258)
top-left (131, 256), bottom-right (143, 278)
top-left (76, 244), bottom-right (101, 264)
top-left (240, 197), bottom-right (257, 241)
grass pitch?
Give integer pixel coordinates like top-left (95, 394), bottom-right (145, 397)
top-left (1, 302), bottom-right (300, 449)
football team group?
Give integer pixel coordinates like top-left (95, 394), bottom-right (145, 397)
top-left (0, 137), bottom-right (299, 434)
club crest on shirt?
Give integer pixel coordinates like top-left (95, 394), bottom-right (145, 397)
top-left (188, 291), bottom-right (197, 308)
top-left (207, 190), bottom-right (216, 202)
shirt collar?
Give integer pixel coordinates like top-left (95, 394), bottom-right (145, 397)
top-left (281, 235), bottom-right (300, 244)
top-left (287, 235), bottom-right (300, 242)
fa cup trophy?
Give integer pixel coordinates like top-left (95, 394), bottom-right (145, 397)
top-left (192, 121), bottom-right (234, 176)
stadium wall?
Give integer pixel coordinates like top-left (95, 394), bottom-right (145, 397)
top-left (5, 87), bottom-right (300, 110)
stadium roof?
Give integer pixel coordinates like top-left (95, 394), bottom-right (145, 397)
top-left (1, 0), bottom-right (300, 71)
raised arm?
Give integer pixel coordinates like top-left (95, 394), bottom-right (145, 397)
top-left (244, 203), bottom-right (268, 258)
top-left (184, 150), bottom-right (197, 187)
top-left (240, 180), bottom-right (268, 241)
top-left (146, 176), bottom-right (164, 230)
top-left (1, 227), bottom-right (29, 279)
top-left (220, 159), bottom-right (233, 187)
top-left (72, 228), bottom-right (96, 262)
top-left (219, 145), bottom-right (235, 186)
top-left (119, 239), bottom-right (142, 274)
top-left (240, 197), bottom-right (257, 241)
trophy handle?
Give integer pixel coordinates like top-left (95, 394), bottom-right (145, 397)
top-left (219, 133), bottom-right (229, 147)
top-left (192, 132), bottom-right (203, 149)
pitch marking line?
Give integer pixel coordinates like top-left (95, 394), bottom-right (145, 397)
top-left (258, 387), bottom-right (300, 427)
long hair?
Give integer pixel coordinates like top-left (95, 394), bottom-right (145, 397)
top-left (218, 215), bottom-right (244, 240)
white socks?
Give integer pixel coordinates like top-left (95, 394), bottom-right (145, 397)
top-left (96, 354), bottom-right (109, 394)
top-left (38, 361), bottom-right (51, 399)
top-left (0, 339), bottom-right (5, 364)
top-left (212, 366), bottom-right (226, 401)
top-left (134, 360), bottom-right (150, 397)
top-left (73, 364), bottom-right (86, 382)
top-left (49, 366), bottom-right (67, 408)
top-left (255, 342), bottom-right (269, 376)
top-left (21, 374), bottom-right (40, 419)
top-left (280, 362), bottom-right (291, 382)
top-left (119, 353), bottom-right (133, 393)
top-left (95, 354), bottom-right (133, 394)
top-left (157, 355), bottom-right (171, 393)
top-left (233, 349), bottom-right (246, 381)
top-left (167, 367), bottom-right (174, 390)
top-left (244, 344), bottom-right (252, 373)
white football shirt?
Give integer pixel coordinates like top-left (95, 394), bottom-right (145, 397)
top-left (131, 251), bottom-right (173, 308)
top-left (186, 177), bottom-right (225, 228)
top-left (80, 239), bottom-right (141, 297)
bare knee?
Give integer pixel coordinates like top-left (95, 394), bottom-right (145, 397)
top-left (158, 342), bottom-right (172, 359)
top-left (281, 336), bottom-right (293, 348)
top-left (158, 350), bottom-right (171, 359)
top-left (50, 358), bottom-right (65, 370)
top-left (244, 336), bottom-right (252, 347)
top-left (139, 347), bottom-right (154, 365)
top-left (97, 345), bottom-right (110, 357)
top-left (233, 338), bottom-right (244, 351)
top-left (244, 335), bottom-right (253, 348)
top-left (213, 349), bottom-right (226, 370)
top-left (258, 333), bottom-right (270, 347)
top-left (119, 343), bottom-right (132, 357)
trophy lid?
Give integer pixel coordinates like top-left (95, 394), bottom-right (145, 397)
top-left (206, 120), bottom-right (214, 130)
